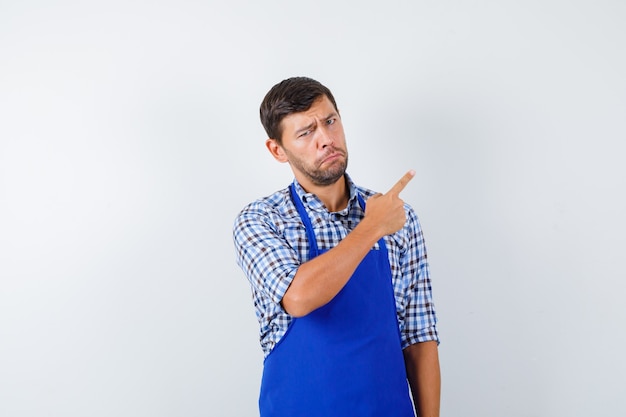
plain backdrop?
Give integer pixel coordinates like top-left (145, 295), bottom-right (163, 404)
top-left (1, 1), bottom-right (625, 416)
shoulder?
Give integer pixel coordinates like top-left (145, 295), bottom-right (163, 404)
top-left (237, 187), bottom-right (290, 216)
top-left (233, 186), bottom-right (299, 236)
top-left (355, 184), bottom-right (377, 200)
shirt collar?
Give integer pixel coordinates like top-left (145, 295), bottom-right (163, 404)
top-left (291, 173), bottom-right (359, 213)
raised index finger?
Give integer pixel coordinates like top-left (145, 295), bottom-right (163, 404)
top-left (387, 170), bottom-right (416, 196)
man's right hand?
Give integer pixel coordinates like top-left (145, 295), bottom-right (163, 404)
top-left (364, 170), bottom-right (415, 237)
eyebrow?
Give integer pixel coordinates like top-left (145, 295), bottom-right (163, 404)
top-left (295, 122), bottom-right (315, 136)
top-left (294, 112), bottom-right (339, 136)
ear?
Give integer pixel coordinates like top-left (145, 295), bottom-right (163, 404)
top-left (266, 138), bottom-right (289, 163)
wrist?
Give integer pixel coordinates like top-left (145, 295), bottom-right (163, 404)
top-left (354, 216), bottom-right (385, 244)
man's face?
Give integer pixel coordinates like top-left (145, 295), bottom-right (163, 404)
top-left (273, 96), bottom-right (348, 187)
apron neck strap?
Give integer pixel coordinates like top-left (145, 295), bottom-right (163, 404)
top-left (289, 183), bottom-right (320, 257)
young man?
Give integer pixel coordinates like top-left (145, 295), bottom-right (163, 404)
top-left (233, 77), bottom-right (440, 417)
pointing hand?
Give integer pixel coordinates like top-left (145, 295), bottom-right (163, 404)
top-left (364, 170), bottom-right (415, 236)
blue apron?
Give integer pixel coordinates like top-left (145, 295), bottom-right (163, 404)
top-left (258, 183), bottom-right (415, 417)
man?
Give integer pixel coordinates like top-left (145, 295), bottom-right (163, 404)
top-left (233, 77), bottom-right (440, 417)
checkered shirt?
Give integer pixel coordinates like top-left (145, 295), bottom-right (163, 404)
top-left (233, 174), bottom-right (439, 358)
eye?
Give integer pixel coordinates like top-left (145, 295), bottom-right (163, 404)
top-left (326, 118), bottom-right (335, 125)
top-left (298, 130), bottom-right (311, 138)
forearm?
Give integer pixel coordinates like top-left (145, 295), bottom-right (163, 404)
top-left (403, 341), bottom-right (441, 417)
top-left (281, 217), bottom-right (383, 317)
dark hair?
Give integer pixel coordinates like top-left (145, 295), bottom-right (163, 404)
top-left (260, 76), bottom-right (339, 143)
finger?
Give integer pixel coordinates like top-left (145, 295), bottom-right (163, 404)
top-left (387, 170), bottom-right (415, 196)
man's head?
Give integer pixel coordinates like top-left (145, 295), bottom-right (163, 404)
top-left (261, 77), bottom-right (348, 190)
top-left (260, 77), bottom-right (339, 144)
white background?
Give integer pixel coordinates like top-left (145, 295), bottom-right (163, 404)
top-left (1, 1), bottom-right (625, 416)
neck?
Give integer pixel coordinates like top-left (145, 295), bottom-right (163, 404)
top-left (297, 175), bottom-right (349, 212)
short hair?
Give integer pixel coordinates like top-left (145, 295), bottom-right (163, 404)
top-left (260, 76), bottom-right (339, 144)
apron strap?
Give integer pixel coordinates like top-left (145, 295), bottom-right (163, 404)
top-left (289, 182), bottom-right (320, 257)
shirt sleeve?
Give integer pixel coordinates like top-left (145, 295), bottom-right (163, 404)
top-left (399, 206), bottom-right (439, 348)
top-left (233, 201), bottom-right (300, 306)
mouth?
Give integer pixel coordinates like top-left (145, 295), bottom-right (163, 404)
top-left (320, 151), bottom-right (344, 165)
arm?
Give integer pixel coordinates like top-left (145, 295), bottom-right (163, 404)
top-left (404, 341), bottom-right (441, 417)
top-left (398, 196), bottom-right (440, 415)
top-left (282, 171), bottom-right (415, 317)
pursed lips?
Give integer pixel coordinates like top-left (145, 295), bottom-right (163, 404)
top-left (319, 149), bottom-right (344, 165)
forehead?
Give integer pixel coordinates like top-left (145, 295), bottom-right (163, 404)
top-left (283, 96), bottom-right (338, 126)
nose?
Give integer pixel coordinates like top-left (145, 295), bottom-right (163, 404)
top-left (317, 125), bottom-right (334, 148)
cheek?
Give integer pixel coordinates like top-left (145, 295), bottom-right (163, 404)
top-left (297, 139), bottom-right (317, 153)
top-left (332, 125), bottom-right (345, 139)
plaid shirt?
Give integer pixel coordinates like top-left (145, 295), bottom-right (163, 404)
top-left (233, 174), bottom-right (439, 358)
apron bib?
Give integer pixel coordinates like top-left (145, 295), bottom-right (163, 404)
top-left (259, 183), bottom-right (415, 417)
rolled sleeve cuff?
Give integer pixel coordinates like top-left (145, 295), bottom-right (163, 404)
top-left (402, 325), bottom-right (440, 349)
